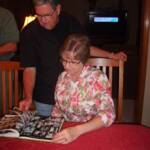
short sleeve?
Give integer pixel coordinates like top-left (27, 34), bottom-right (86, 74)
top-left (19, 26), bottom-right (38, 67)
top-left (1, 10), bottom-right (19, 43)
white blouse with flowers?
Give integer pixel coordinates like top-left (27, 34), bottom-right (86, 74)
top-left (51, 65), bottom-right (115, 126)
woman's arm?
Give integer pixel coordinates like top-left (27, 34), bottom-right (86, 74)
top-left (52, 116), bottom-right (105, 144)
top-left (51, 103), bottom-right (63, 118)
top-left (51, 74), bottom-right (64, 118)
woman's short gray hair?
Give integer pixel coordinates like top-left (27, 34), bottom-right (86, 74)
top-left (60, 33), bottom-right (90, 64)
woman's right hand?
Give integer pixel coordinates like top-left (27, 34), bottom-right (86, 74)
top-left (52, 126), bottom-right (81, 144)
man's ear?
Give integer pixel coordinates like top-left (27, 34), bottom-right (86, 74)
top-left (56, 4), bottom-right (61, 16)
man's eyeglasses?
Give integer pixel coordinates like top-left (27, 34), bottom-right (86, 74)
top-left (60, 58), bottom-right (81, 65)
top-left (36, 9), bottom-right (56, 18)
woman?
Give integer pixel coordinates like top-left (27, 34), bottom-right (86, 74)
top-left (51, 33), bottom-right (115, 144)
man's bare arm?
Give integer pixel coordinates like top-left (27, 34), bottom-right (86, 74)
top-left (19, 67), bottom-right (36, 111)
top-left (23, 67), bottom-right (36, 99)
top-left (0, 42), bottom-right (17, 55)
top-left (90, 46), bottom-right (127, 61)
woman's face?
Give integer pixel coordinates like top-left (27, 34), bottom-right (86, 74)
top-left (61, 51), bottom-right (83, 76)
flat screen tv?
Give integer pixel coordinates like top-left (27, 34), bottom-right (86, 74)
top-left (86, 9), bottom-right (127, 43)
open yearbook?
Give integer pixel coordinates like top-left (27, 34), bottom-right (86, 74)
top-left (0, 108), bottom-right (64, 142)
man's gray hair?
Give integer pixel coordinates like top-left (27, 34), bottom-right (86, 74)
top-left (33, 0), bottom-right (60, 9)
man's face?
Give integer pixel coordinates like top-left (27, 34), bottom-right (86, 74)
top-left (35, 4), bottom-right (61, 30)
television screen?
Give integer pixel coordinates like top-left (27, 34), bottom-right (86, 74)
top-left (86, 10), bottom-right (127, 43)
top-left (94, 17), bottom-right (119, 23)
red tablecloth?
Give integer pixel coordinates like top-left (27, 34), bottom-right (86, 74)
top-left (0, 123), bottom-right (150, 150)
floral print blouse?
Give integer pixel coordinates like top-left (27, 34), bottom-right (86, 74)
top-left (52, 65), bottom-right (115, 126)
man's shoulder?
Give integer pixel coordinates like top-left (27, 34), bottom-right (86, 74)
top-left (60, 12), bottom-right (80, 24)
top-left (21, 20), bottom-right (38, 34)
top-left (0, 7), bottom-right (14, 20)
top-left (0, 7), bottom-right (11, 14)
top-left (59, 12), bottom-right (85, 33)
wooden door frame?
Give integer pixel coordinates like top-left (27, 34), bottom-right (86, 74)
top-left (136, 0), bottom-right (150, 122)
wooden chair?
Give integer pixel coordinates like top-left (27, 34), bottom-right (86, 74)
top-left (0, 61), bottom-right (23, 115)
top-left (86, 58), bottom-right (124, 122)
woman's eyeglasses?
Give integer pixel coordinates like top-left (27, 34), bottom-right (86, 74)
top-left (60, 58), bottom-right (81, 65)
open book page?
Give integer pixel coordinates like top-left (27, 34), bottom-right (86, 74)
top-left (0, 107), bottom-right (24, 131)
top-left (0, 108), bottom-right (36, 137)
top-left (0, 108), bottom-right (64, 141)
top-left (0, 129), bottom-right (19, 137)
top-left (19, 115), bottom-right (64, 141)
top-left (0, 114), bottom-right (19, 130)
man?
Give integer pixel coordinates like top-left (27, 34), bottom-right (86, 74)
top-left (0, 6), bottom-right (19, 60)
top-left (19, 0), bottom-right (126, 117)
top-left (0, 6), bottom-right (19, 114)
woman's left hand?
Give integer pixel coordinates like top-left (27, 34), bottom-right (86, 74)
top-left (51, 126), bottom-right (80, 144)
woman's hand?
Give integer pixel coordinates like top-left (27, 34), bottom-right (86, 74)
top-left (52, 117), bottom-right (106, 144)
top-left (52, 126), bottom-right (80, 144)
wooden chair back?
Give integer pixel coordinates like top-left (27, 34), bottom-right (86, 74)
top-left (0, 61), bottom-right (22, 115)
top-left (86, 58), bottom-right (124, 122)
